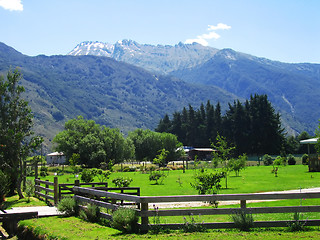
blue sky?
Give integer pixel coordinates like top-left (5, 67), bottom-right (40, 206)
top-left (0, 0), bottom-right (319, 63)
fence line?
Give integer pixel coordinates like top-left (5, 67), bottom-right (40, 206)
top-left (34, 178), bottom-right (110, 205)
top-left (72, 186), bottom-right (320, 232)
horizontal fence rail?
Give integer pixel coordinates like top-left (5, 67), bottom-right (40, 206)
top-left (71, 186), bottom-right (320, 232)
top-left (35, 178), bottom-right (59, 205)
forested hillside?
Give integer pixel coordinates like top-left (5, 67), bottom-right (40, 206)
top-left (0, 42), bottom-right (236, 151)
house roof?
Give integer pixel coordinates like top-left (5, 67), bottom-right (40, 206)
top-left (47, 152), bottom-right (64, 156)
top-left (300, 138), bottom-right (318, 144)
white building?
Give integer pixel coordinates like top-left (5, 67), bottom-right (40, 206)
top-left (46, 152), bottom-right (66, 165)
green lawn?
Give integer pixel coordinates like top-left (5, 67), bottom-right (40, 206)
top-left (18, 216), bottom-right (320, 240)
top-left (17, 164), bottom-right (320, 239)
top-left (37, 165), bottom-right (320, 196)
top-left (3, 195), bottom-right (47, 209)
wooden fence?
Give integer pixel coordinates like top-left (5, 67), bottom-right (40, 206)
top-left (72, 186), bottom-right (320, 232)
top-left (34, 177), bottom-right (109, 205)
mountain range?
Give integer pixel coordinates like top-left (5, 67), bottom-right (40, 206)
top-left (0, 40), bottom-right (319, 152)
top-left (69, 40), bottom-right (320, 135)
top-left (0, 42), bottom-right (236, 152)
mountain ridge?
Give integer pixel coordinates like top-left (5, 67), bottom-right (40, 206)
top-left (68, 40), bottom-right (320, 135)
top-left (68, 40), bottom-right (219, 74)
top-left (0, 42), bottom-right (237, 152)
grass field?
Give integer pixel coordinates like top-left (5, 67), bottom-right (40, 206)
top-left (18, 216), bottom-right (320, 240)
top-left (37, 164), bottom-right (320, 196)
top-left (14, 164), bottom-right (320, 239)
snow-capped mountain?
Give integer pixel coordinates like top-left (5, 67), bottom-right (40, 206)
top-left (68, 40), bottom-right (219, 74)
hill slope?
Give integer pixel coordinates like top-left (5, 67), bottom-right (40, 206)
top-left (171, 49), bottom-right (320, 134)
top-left (68, 40), bottom-right (320, 134)
top-left (0, 42), bottom-right (236, 151)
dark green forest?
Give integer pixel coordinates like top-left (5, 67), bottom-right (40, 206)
top-left (156, 94), bottom-right (313, 156)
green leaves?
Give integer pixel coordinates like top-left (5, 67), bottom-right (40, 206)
top-left (0, 69), bottom-right (42, 197)
top-left (53, 116), bottom-right (134, 167)
top-left (190, 170), bottom-right (225, 195)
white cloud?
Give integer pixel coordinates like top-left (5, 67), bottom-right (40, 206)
top-left (185, 23), bottom-right (231, 46)
top-left (185, 38), bottom-right (209, 46)
top-left (0, 0), bottom-right (23, 11)
top-left (208, 23), bottom-right (231, 31)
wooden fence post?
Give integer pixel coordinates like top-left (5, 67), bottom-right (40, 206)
top-left (34, 161), bottom-right (38, 179)
top-left (140, 202), bottom-right (149, 233)
top-left (240, 200), bottom-right (246, 210)
top-left (22, 161), bottom-right (27, 191)
top-left (54, 177), bottom-right (58, 205)
top-left (74, 179), bottom-right (80, 187)
top-left (34, 178), bottom-right (39, 198)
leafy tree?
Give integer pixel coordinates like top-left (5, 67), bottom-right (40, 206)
top-left (287, 154), bottom-right (296, 165)
top-left (211, 134), bottom-right (236, 189)
top-left (80, 168), bottom-right (96, 183)
top-left (53, 116), bottom-right (134, 167)
top-left (302, 154), bottom-right (309, 165)
top-left (263, 154), bottom-right (273, 166)
top-left (149, 171), bottom-right (167, 185)
top-left (0, 69), bottom-right (43, 198)
top-left (112, 177), bottom-right (133, 187)
top-left (69, 153), bottom-right (80, 176)
top-left (153, 148), bottom-right (169, 167)
top-left (229, 154), bottom-right (247, 177)
top-left (128, 129), bottom-right (182, 163)
top-left (190, 170), bottom-right (225, 195)
top-left (95, 169), bottom-right (111, 182)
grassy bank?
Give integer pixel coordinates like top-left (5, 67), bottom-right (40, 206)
top-left (18, 216), bottom-right (320, 240)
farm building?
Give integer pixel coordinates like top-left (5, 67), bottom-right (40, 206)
top-left (300, 138), bottom-right (319, 172)
top-left (183, 147), bottom-right (215, 160)
top-left (46, 152), bottom-right (66, 165)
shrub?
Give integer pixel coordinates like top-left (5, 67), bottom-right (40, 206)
top-left (302, 154), bottom-right (309, 165)
top-left (231, 210), bottom-right (254, 231)
top-left (39, 166), bottom-right (48, 177)
top-left (190, 171), bottom-right (224, 195)
top-left (287, 212), bottom-right (307, 232)
top-left (57, 197), bottom-right (78, 217)
top-left (79, 204), bottom-right (100, 223)
top-left (112, 207), bottom-right (139, 233)
top-left (80, 169), bottom-right (95, 183)
top-left (95, 169), bottom-right (111, 182)
top-left (263, 154), bottom-right (273, 166)
top-left (182, 214), bottom-right (207, 233)
top-left (25, 179), bottom-right (35, 202)
top-left (149, 171), bottom-right (167, 185)
top-left (112, 177), bottom-right (133, 187)
top-left (287, 154), bottom-right (296, 165)
top-left (26, 166), bottom-right (34, 177)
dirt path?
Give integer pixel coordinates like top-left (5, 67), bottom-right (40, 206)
top-left (149, 187), bottom-right (320, 209)
top-left (4, 206), bottom-right (62, 217)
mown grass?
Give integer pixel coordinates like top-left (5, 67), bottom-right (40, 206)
top-left (3, 194), bottom-right (47, 209)
top-left (18, 164), bottom-right (320, 239)
top-left (36, 164), bottom-right (320, 196)
top-left (19, 216), bottom-right (320, 240)
top-left (18, 216), bottom-right (120, 239)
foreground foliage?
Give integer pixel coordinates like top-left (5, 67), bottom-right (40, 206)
top-left (112, 207), bottom-right (139, 233)
top-left (0, 69), bottom-right (43, 198)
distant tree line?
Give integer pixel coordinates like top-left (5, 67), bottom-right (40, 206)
top-left (53, 116), bottom-right (182, 168)
top-left (156, 94), bottom-right (289, 156)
